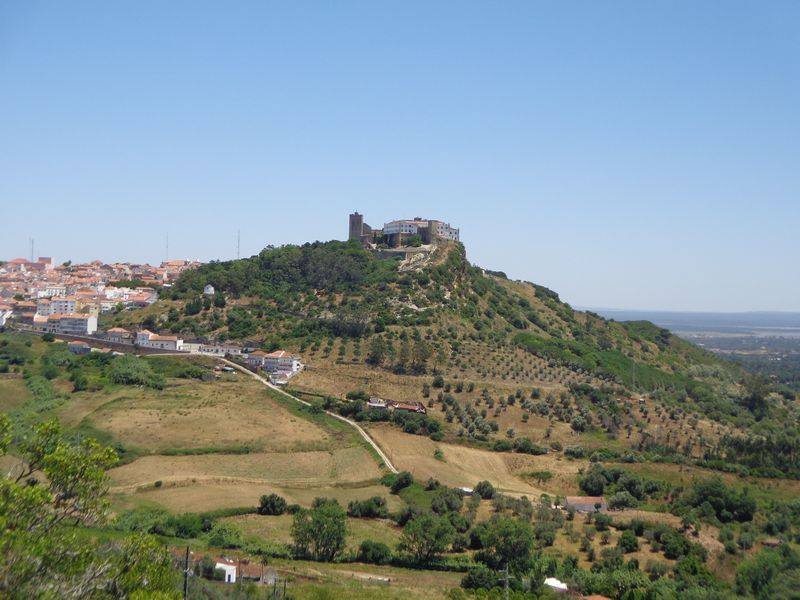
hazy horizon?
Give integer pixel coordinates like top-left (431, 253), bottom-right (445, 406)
top-left (2, 2), bottom-right (798, 312)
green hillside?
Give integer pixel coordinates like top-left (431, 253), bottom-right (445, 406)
top-left (104, 239), bottom-right (800, 478)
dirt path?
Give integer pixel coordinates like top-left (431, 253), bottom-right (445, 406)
top-left (206, 357), bottom-right (398, 474)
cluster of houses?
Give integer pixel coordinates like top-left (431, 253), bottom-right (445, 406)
top-left (44, 322), bottom-right (304, 384)
top-left (0, 255), bottom-right (204, 336)
top-left (245, 350), bottom-right (304, 384)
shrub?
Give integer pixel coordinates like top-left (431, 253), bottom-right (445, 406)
top-left (390, 471), bottom-right (414, 494)
top-left (461, 565), bottom-right (498, 590)
top-left (205, 522), bottom-right (244, 549)
top-left (618, 529), bottom-right (639, 553)
top-left (347, 496), bottom-right (388, 518)
top-left (474, 480), bottom-right (496, 500)
top-left (357, 540), bottom-right (392, 565)
top-left (608, 491), bottom-right (637, 510)
top-left (258, 493), bottom-right (287, 516)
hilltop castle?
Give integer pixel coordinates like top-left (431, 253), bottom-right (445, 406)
top-left (348, 212), bottom-right (460, 248)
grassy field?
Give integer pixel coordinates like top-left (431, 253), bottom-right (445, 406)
top-left (366, 423), bottom-right (579, 496)
top-left (0, 375), bottom-right (30, 412)
top-left (70, 375), bottom-right (340, 455)
top-left (226, 513), bottom-right (403, 551)
top-left (255, 558), bottom-right (463, 600)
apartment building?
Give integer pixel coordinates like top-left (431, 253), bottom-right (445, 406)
top-left (34, 313), bottom-right (98, 336)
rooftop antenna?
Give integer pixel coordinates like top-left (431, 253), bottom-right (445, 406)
top-left (236, 230), bottom-right (241, 260)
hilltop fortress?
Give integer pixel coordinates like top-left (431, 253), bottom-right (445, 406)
top-left (348, 212), bottom-right (460, 248)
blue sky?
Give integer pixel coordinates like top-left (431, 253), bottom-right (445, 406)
top-left (1, 2), bottom-right (798, 311)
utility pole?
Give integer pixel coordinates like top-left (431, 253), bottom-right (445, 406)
top-left (183, 546), bottom-right (190, 599)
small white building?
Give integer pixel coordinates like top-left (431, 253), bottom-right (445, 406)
top-left (543, 577), bottom-right (568, 593)
top-left (0, 307), bottom-right (12, 328)
top-left (367, 397), bottom-right (388, 409)
top-left (214, 559), bottom-right (237, 583)
top-left (197, 343), bottom-right (242, 357)
top-left (135, 329), bottom-right (184, 351)
top-left (68, 340), bottom-right (91, 355)
top-left (203, 284), bottom-right (215, 296)
top-left (105, 327), bottom-right (132, 344)
top-left (246, 350), bottom-right (267, 369)
top-left (264, 350), bottom-right (301, 374)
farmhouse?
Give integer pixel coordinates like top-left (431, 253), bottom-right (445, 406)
top-left (367, 397), bottom-right (388, 409)
top-left (67, 340), bottom-right (91, 355)
top-left (135, 329), bottom-right (184, 351)
top-left (264, 350), bottom-right (301, 374)
top-left (246, 350), bottom-right (267, 369)
top-left (563, 496), bottom-right (607, 513)
top-left (214, 558), bottom-right (237, 583)
top-left (390, 401), bottom-right (427, 414)
top-left (105, 327), bottom-right (132, 344)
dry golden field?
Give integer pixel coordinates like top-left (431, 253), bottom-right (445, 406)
top-left (70, 375), bottom-right (339, 454)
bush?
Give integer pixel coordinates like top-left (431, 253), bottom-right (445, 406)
top-left (608, 491), bottom-right (637, 510)
top-left (431, 488), bottom-right (464, 515)
top-left (205, 522), bottom-right (244, 549)
top-left (461, 565), bottom-right (498, 590)
top-left (474, 480), bottom-right (496, 500)
top-left (618, 529), bottom-right (639, 553)
top-left (390, 471), bottom-right (414, 494)
top-left (109, 355), bottom-right (165, 389)
top-left (347, 496), bottom-right (388, 518)
top-left (357, 540), bottom-right (392, 565)
top-left (258, 493), bottom-right (287, 516)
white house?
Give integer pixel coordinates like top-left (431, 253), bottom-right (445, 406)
top-left (0, 307), bottom-right (12, 328)
top-left (203, 284), bottom-right (215, 296)
top-left (543, 577), bottom-right (568, 593)
top-left (214, 559), bottom-right (237, 583)
top-left (263, 350), bottom-right (302, 374)
top-left (197, 343), bottom-right (242, 357)
top-left (135, 330), bottom-right (184, 351)
top-left (367, 397), bottom-right (388, 409)
top-left (105, 327), bottom-right (132, 344)
top-left (67, 340), bottom-right (91, 355)
top-left (246, 350), bottom-right (267, 368)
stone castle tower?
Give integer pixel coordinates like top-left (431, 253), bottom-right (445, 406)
top-left (348, 212), bottom-right (364, 241)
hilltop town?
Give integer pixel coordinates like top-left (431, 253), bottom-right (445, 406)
top-left (0, 256), bottom-right (199, 333)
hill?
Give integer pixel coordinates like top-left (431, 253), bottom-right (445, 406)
top-left (107, 240), bottom-right (798, 477)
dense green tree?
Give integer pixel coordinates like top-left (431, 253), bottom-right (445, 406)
top-left (474, 517), bottom-right (534, 575)
top-left (291, 501), bottom-right (347, 561)
top-left (400, 514), bottom-right (455, 564)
